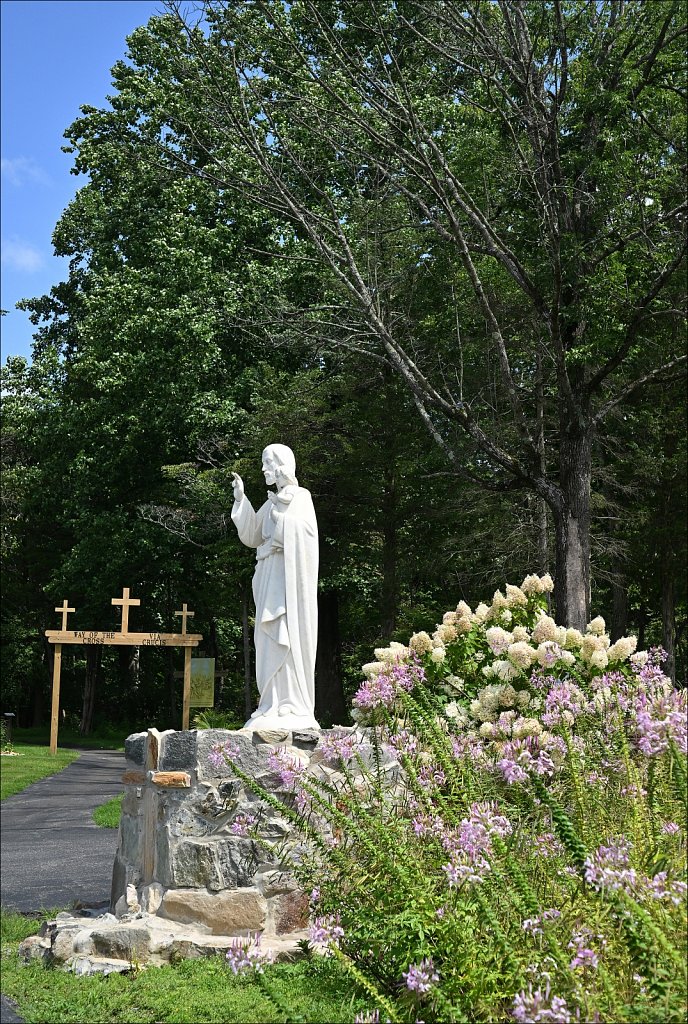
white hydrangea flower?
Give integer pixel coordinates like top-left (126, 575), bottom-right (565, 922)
top-left (589, 649), bottom-right (609, 670)
top-left (561, 710), bottom-right (575, 726)
top-left (564, 628), bottom-right (584, 650)
top-left (455, 616), bottom-right (473, 634)
top-left (470, 699), bottom-right (482, 719)
top-left (540, 574), bottom-right (554, 593)
top-left (474, 603), bottom-right (491, 623)
top-left (434, 622), bottom-right (458, 644)
top-left (430, 645), bottom-right (446, 664)
top-left (535, 641), bottom-right (562, 667)
top-left (456, 600), bottom-right (472, 619)
top-left (587, 616), bottom-right (606, 636)
top-left (512, 717), bottom-right (543, 739)
top-left (516, 689), bottom-right (531, 710)
top-left (496, 682), bottom-right (518, 705)
top-left (442, 610), bottom-right (458, 626)
top-left (486, 626), bottom-right (514, 655)
top-left (505, 584), bottom-right (528, 608)
top-left (511, 626), bottom-right (530, 643)
top-left (500, 609), bottom-right (513, 625)
top-left (374, 643), bottom-right (409, 663)
top-left (507, 641), bottom-right (536, 670)
top-left (581, 633), bottom-right (610, 663)
top-left (630, 650), bottom-right (649, 669)
top-left (481, 664), bottom-right (495, 677)
top-left (362, 662), bottom-right (386, 678)
top-left (520, 574), bottom-right (538, 595)
top-left (532, 614), bottom-right (558, 644)
top-left (491, 590), bottom-right (508, 611)
top-left (478, 684), bottom-right (500, 709)
top-left (559, 650), bottom-right (576, 668)
top-left (492, 660), bottom-right (514, 682)
top-left (409, 631), bottom-right (433, 655)
top-left (607, 636), bottom-right (638, 662)
top-left (479, 722), bottom-right (495, 738)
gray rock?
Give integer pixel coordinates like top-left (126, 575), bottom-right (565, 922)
top-left (119, 813), bottom-right (142, 865)
top-left (168, 805), bottom-right (213, 839)
top-left (255, 868), bottom-right (299, 897)
top-left (169, 835), bottom-right (264, 890)
top-left (252, 729), bottom-right (291, 744)
top-left (139, 882), bottom-right (164, 915)
top-left (196, 730), bottom-right (274, 783)
top-left (73, 956), bottom-right (133, 976)
top-left (159, 730), bottom-right (198, 772)
top-left (73, 929), bottom-right (96, 954)
top-left (154, 826), bottom-right (173, 887)
top-left (159, 888), bottom-right (267, 935)
top-left (17, 935), bottom-right (50, 963)
top-left (110, 852), bottom-right (127, 911)
top-left (124, 733), bottom-right (147, 767)
top-left (291, 730), bottom-right (321, 748)
top-left (91, 925), bottom-right (151, 963)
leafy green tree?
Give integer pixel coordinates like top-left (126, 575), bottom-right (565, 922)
top-left (125, 0), bottom-right (686, 627)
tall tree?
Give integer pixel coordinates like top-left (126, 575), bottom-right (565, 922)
top-left (118, 0), bottom-right (686, 627)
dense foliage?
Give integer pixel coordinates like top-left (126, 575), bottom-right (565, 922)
top-left (1, 0), bottom-right (686, 734)
top-left (214, 575), bottom-right (687, 1022)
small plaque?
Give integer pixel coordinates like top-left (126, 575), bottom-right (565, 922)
top-left (189, 658), bottom-right (215, 707)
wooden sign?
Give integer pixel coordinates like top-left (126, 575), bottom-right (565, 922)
top-left (45, 589), bottom-right (203, 753)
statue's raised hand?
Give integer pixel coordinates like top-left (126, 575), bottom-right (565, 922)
top-left (231, 472), bottom-right (244, 503)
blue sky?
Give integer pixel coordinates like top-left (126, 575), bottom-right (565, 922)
top-left (1, 0), bottom-right (163, 362)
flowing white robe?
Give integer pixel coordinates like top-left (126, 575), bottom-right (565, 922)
top-left (232, 485), bottom-right (319, 730)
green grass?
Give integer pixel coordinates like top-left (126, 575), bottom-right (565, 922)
top-left (0, 909), bottom-right (366, 1023)
top-left (0, 745), bottom-right (81, 800)
top-left (92, 792), bottom-right (124, 828)
top-left (12, 725), bottom-right (130, 751)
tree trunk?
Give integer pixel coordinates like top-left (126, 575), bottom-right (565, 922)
top-left (242, 586), bottom-right (253, 720)
top-left (80, 647), bottom-right (101, 735)
top-left (315, 590), bottom-right (348, 727)
top-left (552, 421), bottom-right (592, 629)
top-left (661, 565), bottom-right (675, 682)
top-left (381, 464), bottom-right (398, 641)
top-left (611, 576), bottom-right (629, 641)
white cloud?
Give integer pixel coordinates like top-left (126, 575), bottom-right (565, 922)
top-left (1, 238), bottom-right (46, 272)
top-left (1, 157), bottom-right (50, 187)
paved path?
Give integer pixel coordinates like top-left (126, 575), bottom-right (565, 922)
top-left (1, 748), bottom-right (125, 912)
top-left (1, 749), bottom-right (125, 1023)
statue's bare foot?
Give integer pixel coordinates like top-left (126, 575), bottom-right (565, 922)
top-left (278, 704), bottom-right (296, 717)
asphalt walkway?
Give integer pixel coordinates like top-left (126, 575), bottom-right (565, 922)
top-left (1, 748), bottom-right (125, 911)
top-left (1, 748), bottom-right (125, 1023)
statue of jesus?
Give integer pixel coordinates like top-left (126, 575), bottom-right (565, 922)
top-left (231, 445), bottom-right (320, 731)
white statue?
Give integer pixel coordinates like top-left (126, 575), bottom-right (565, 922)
top-left (231, 445), bottom-right (320, 731)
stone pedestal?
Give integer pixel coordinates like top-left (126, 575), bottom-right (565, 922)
top-left (111, 726), bottom-right (348, 936)
top-left (19, 725), bottom-right (401, 974)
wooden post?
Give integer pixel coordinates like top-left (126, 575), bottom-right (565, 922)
top-left (182, 646), bottom-right (192, 730)
top-left (50, 644), bottom-right (63, 754)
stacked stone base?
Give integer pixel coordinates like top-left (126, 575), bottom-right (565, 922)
top-left (20, 724), bottom-right (395, 974)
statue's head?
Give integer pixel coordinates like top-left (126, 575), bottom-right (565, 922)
top-left (262, 444), bottom-right (298, 488)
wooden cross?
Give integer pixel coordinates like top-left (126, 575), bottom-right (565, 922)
top-left (175, 603), bottom-right (195, 636)
top-left (112, 587), bottom-right (141, 635)
top-left (55, 600), bottom-right (75, 631)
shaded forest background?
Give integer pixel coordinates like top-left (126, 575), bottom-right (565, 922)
top-left (2, 0), bottom-right (686, 734)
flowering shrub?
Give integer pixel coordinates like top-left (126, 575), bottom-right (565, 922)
top-left (212, 574), bottom-right (687, 1022)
